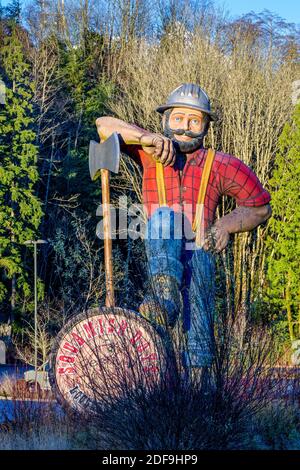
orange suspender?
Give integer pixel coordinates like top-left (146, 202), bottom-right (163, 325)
top-left (155, 161), bottom-right (168, 206)
top-left (192, 148), bottom-right (215, 246)
top-left (155, 148), bottom-right (216, 246)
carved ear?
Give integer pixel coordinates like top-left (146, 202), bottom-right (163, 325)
top-left (204, 120), bottom-right (210, 134)
top-left (162, 109), bottom-right (171, 129)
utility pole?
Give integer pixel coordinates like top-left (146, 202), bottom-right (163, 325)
top-left (24, 239), bottom-right (48, 391)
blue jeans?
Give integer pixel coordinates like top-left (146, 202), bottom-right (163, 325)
top-left (144, 206), bottom-right (216, 368)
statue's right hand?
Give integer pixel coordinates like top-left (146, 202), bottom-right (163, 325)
top-left (140, 133), bottom-right (176, 167)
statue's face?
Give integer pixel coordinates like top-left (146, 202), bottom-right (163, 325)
top-left (169, 107), bottom-right (205, 140)
top-left (163, 106), bottom-right (209, 153)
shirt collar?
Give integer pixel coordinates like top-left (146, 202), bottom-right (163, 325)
top-left (174, 147), bottom-right (206, 171)
top-left (186, 147), bottom-right (206, 164)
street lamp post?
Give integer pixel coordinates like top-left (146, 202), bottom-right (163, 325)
top-left (24, 239), bottom-right (48, 390)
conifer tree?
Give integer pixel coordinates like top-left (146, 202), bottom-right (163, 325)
top-left (0, 24), bottom-right (43, 322)
top-left (4, 0), bottom-right (21, 24)
top-left (265, 104), bottom-right (300, 342)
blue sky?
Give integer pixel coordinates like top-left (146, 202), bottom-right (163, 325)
top-left (215, 0), bottom-right (299, 24)
top-left (0, 0), bottom-right (299, 25)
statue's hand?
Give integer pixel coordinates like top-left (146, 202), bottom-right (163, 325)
top-left (140, 133), bottom-right (176, 167)
top-left (203, 223), bottom-right (230, 253)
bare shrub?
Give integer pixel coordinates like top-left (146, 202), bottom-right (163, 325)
top-left (13, 313), bottom-right (52, 372)
top-left (0, 383), bottom-right (82, 450)
top-left (0, 398), bottom-right (80, 450)
top-left (106, 16), bottom-right (296, 316)
top-left (0, 374), bottom-right (15, 398)
top-left (243, 401), bottom-right (300, 450)
top-left (0, 430), bottom-right (74, 450)
top-left (48, 291), bottom-right (281, 449)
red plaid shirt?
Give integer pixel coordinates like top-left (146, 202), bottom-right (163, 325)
top-left (123, 144), bottom-right (271, 232)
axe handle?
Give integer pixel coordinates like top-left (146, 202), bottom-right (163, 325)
top-left (101, 168), bottom-right (115, 307)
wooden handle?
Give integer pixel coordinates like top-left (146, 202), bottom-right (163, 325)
top-left (101, 168), bottom-right (115, 307)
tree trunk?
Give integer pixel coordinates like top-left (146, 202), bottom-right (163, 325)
top-left (10, 274), bottom-right (16, 325)
top-left (286, 270), bottom-right (294, 343)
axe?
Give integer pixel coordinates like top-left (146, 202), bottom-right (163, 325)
top-left (89, 132), bottom-right (120, 308)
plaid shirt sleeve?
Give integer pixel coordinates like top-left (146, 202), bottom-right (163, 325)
top-left (120, 124), bottom-right (152, 167)
top-left (121, 144), bottom-right (144, 166)
top-left (219, 154), bottom-right (271, 207)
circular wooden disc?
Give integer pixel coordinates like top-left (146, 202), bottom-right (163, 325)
top-left (49, 307), bottom-right (171, 413)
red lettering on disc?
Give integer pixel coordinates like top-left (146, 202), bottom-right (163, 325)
top-left (83, 321), bottom-right (97, 338)
top-left (130, 330), bottom-right (143, 345)
top-left (59, 355), bottom-right (75, 363)
top-left (98, 319), bottom-right (104, 335)
top-left (107, 318), bottom-right (115, 333)
top-left (143, 365), bottom-right (159, 373)
top-left (58, 367), bottom-right (76, 375)
top-left (71, 333), bottom-right (85, 347)
top-left (136, 341), bottom-right (150, 353)
top-left (117, 320), bottom-right (128, 336)
top-left (63, 342), bottom-right (78, 354)
top-left (140, 353), bottom-right (158, 362)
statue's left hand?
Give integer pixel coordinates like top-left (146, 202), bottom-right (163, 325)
top-left (203, 223), bottom-right (230, 253)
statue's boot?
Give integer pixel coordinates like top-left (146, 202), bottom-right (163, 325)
top-left (139, 274), bottom-right (182, 329)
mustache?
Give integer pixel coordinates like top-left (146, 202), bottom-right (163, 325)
top-left (168, 128), bottom-right (204, 138)
top-left (163, 117), bottom-right (204, 153)
top-left (172, 136), bottom-right (204, 154)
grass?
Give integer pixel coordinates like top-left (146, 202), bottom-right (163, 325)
top-left (242, 400), bottom-right (300, 450)
top-left (0, 390), bottom-right (84, 450)
top-left (0, 373), bottom-right (15, 398)
top-left (1, 375), bottom-right (300, 450)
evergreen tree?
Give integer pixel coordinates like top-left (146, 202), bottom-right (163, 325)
top-left (42, 29), bottom-right (114, 227)
top-left (0, 24), bottom-right (43, 322)
top-left (4, 0), bottom-right (21, 24)
top-left (42, 31), bottom-right (115, 308)
top-left (265, 104), bottom-right (300, 343)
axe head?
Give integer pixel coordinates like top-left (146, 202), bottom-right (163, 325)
top-left (89, 132), bottom-right (120, 181)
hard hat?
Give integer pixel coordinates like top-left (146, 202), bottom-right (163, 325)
top-left (156, 83), bottom-right (215, 120)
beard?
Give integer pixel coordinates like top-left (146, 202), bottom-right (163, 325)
top-left (163, 110), bottom-right (208, 154)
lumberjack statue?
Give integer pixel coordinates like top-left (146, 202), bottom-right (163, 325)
top-left (95, 83), bottom-right (272, 381)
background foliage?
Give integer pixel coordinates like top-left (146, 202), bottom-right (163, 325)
top-left (0, 0), bottom-right (299, 365)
